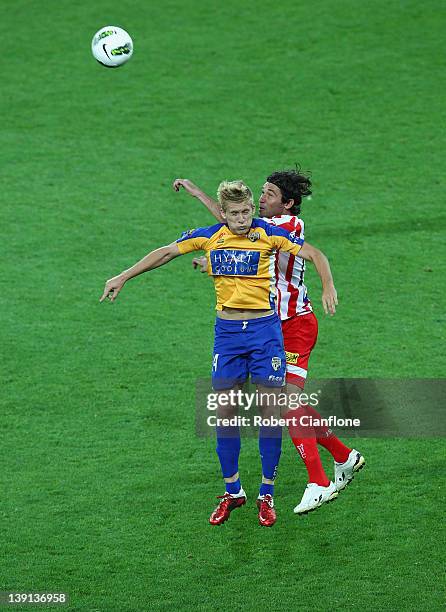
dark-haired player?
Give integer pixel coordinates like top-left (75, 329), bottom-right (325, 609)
top-left (173, 170), bottom-right (365, 514)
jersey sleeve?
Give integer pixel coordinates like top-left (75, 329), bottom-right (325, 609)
top-left (176, 224), bottom-right (222, 254)
top-left (268, 224), bottom-right (304, 256)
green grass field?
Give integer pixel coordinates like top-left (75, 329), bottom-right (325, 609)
top-left (2, 1), bottom-right (445, 610)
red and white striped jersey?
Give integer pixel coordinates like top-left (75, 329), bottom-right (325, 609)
top-left (266, 215), bottom-right (313, 321)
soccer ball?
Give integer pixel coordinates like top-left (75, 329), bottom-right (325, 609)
top-left (91, 26), bottom-right (133, 68)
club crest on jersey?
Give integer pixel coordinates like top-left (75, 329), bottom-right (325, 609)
top-left (285, 351), bottom-right (299, 365)
top-left (271, 356), bottom-right (282, 371)
top-left (248, 231), bottom-right (261, 242)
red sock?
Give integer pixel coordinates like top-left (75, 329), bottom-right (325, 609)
top-left (284, 408), bottom-right (330, 487)
top-left (302, 405), bottom-right (352, 463)
top-left (317, 435), bottom-right (351, 463)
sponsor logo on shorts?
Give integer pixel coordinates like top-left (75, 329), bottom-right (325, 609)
top-left (285, 351), bottom-right (299, 365)
top-left (268, 375), bottom-right (283, 383)
top-left (271, 356), bottom-right (282, 371)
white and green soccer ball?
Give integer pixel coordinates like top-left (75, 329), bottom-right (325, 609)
top-left (91, 26), bottom-right (133, 68)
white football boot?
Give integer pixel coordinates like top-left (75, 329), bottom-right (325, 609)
top-left (334, 449), bottom-right (365, 492)
top-left (293, 481), bottom-right (338, 515)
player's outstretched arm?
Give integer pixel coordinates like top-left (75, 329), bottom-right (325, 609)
top-left (298, 242), bottom-right (338, 315)
top-left (173, 178), bottom-right (224, 223)
top-left (100, 242), bottom-right (181, 303)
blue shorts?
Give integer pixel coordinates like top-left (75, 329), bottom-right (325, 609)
top-left (212, 313), bottom-right (286, 390)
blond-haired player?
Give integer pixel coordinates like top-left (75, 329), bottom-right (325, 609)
top-left (101, 180), bottom-right (326, 526)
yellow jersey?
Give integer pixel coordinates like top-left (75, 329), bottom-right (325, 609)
top-left (176, 218), bottom-right (304, 311)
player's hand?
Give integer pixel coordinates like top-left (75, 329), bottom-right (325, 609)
top-left (192, 256), bottom-right (208, 273)
top-left (173, 178), bottom-right (201, 197)
top-left (322, 285), bottom-right (338, 316)
top-left (100, 274), bottom-right (126, 303)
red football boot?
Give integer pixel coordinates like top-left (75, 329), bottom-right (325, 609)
top-left (209, 490), bottom-right (247, 525)
top-left (257, 494), bottom-right (276, 527)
